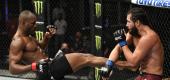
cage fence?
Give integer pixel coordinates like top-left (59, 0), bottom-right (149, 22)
top-left (0, 0), bottom-right (170, 80)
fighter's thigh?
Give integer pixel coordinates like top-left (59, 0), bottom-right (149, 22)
top-left (65, 53), bottom-right (92, 72)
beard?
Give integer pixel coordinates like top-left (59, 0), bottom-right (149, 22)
top-left (129, 27), bottom-right (140, 37)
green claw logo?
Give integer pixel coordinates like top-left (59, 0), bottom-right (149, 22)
top-left (95, 3), bottom-right (101, 18)
top-left (34, 0), bottom-right (43, 15)
top-left (95, 35), bottom-right (101, 51)
top-left (95, 67), bottom-right (101, 80)
top-left (35, 31), bottom-right (44, 42)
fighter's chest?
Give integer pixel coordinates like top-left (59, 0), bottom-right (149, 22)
top-left (24, 38), bottom-right (39, 51)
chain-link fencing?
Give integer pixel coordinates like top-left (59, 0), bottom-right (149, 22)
top-left (0, 0), bottom-right (170, 80)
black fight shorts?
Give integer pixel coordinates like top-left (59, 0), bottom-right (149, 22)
top-left (50, 55), bottom-right (73, 80)
top-left (36, 71), bottom-right (52, 80)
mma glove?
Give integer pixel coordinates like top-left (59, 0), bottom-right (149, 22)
top-left (31, 58), bottom-right (52, 74)
top-left (46, 25), bottom-right (57, 35)
top-left (99, 60), bottom-right (115, 78)
top-left (113, 29), bottom-right (127, 47)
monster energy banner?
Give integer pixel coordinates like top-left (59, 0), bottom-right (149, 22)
top-left (94, 1), bottom-right (102, 80)
top-left (95, 2), bottom-right (101, 18)
top-left (95, 35), bottom-right (101, 51)
top-left (94, 1), bottom-right (102, 54)
top-left (35, 31), bottom-right (44, 42)
top-left (94, 35), bottom-right (102, 80)
top-left (95, 67), bottom-right (101, 80)
top-left (34, 0), bottom-right (43, 15)
top-left (131, 0), bottom-right (170, 8)
top-left (94, 1), bottom-right (102, 53)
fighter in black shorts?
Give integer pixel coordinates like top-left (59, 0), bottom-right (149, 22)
top-left (9, 10), bottom-right (107, 80)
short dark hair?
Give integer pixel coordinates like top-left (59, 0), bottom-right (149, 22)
top-left (127, 8), bottom-right (150, 26)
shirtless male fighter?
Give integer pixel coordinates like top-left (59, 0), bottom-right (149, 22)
top-left (9, 10), bottom-right (107, 80)
top-left (100, 8), bottom-right (164, 80)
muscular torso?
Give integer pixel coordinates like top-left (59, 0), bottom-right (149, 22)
top-left (133, 34), bottom-right (164, 75)
top-left (17, 35), bottom-right (47, 64)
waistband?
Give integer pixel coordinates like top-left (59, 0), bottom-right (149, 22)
top-left (139, 72), bottom-right (162, 77)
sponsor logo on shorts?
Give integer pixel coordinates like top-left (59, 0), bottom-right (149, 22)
top-left (39, 65), bottom-right (43, 72)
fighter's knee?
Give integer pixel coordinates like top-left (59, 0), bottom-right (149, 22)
top-left (9, 68), bottom-right (15, 74)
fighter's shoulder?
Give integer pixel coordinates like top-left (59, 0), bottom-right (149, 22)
top-left (147, 31), bottom-right (158, 39)
top-left (11, 36), bottom-right (26, 46)
top-left (141, 33), bottom-right (157, 43)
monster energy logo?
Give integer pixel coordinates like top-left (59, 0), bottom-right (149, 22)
top-left (95, 67), bottom-right (101, 80)
top-left (35, 31), bottom-right (44, 42)
top-left (95, 3), bottom-right (101, 18)
top-left (34, 0), bottom-right (43, 15)
top-left (95, 35), bottom-right (101, 51)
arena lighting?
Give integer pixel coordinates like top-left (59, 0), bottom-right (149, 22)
top-left (131, 0), bottom-right (170, 9)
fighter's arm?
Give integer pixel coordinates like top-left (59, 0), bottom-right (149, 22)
top-left (115, 61), bottom-right (134, 67)
top-left (9, 38), bottom-right (31, 74)
top-left (115, 60), bottom-right (138, 71)
top-left (99, 32), bottom-right (133, 77)
top-left (112, 33), bottom-right (136, 68)
top-left (108, 32), bottom-right (133, 62)
top-left (38, 25), bottom-right (57, 49)
top-left (38, 32), bottom-right (52, 49)
top-left (121, 36), bottom-right (155, 67)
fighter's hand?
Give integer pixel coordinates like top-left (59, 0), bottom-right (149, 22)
top-left (31, 58), bottom-right (51, 74)
top-left (99, 60), bottom-right (115, 78)
top-left (47, 25), bottom-right (57, 35)
top-left (99, 67), bottom-right (111, 78)
top-left (45, 25), bottom-right (57, 39)
top-left (101, 70), bottom-right (113, 80)
top-left (113, 29), bottom-right (127, 47)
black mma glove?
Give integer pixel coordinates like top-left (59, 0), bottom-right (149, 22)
top-left (113, 29), bottom-right (127, 47)
top-left (31, 58), bottom-right (51, 74)
top-left (99, 60), bottom-right (115, 77)
top-left (46, 25), bottom-right (57, 36)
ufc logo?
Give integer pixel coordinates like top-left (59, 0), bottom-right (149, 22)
top-left (39, 65), bottom-right (43, 72)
